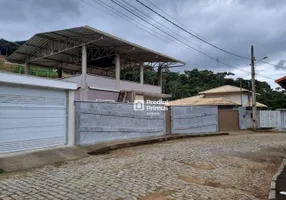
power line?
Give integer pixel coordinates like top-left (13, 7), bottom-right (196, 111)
top-left (146, 0), bottom-right (285, 72)
top-left (144, 0), bottom-right (205, 40)
top-left (135, 0), bottom-right (251, 60)
top-left (118, 0), bottom-right (205, 58)
top-left (82, 0), bottom-right (187, 52)
top-left (110, 0), bottom-right (209, 58)
top-left (260, 60), bottom-right (286, 70)
top-left (82, 0), bottom-right (274, 80)
top-left (110, 0), bottom-right (274, 80)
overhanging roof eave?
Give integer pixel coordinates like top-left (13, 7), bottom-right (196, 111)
top-left (7, 25), bottom-right (185, 66)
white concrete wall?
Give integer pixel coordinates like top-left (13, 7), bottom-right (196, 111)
top-left (75, 102), bottom-right (165, 145)
top-left (62, 74), bottom-right (161, 93)
top-left (259, 110), bottom-right (281, 128)
top-left (171, 106), bottom-right (218, 134)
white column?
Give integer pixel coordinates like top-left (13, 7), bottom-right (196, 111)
top-left (140, 63), bottom-right (144, 85)
top-left (81, 44), bottom-right (87, 89)
top-left (24, 60), bottom-right (30, 75)
top-left (115, 53), bottom-right (120, 89)
top-left (67, 90), bottom-right (75, 146)
top-left (80, 45), bottom-right (88, 101)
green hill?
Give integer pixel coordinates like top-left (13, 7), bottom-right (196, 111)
top-left (0, 39), bottom-right (26, 56)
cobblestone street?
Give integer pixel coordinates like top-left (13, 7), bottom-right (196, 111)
top-left (1, 132), bottom-right (286, 200)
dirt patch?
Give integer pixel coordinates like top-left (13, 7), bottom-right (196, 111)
top-left (177, 175), bottom-right (206, 185)
top-left (179, 161), bottom-right (216, 170)
top-left (139, 191), bottom-right (173, 200)
top-left (228, 146), bottom-right (286, 165)
top-left (177, 175), bottom-right (227, 189)
top-left (109, 150), bottom-right (134, 158)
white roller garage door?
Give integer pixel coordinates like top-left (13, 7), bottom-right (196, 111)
top-left (0, 84), bottom-right (67, 153)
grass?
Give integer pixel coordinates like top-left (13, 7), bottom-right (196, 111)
top-left (0, 56), bottom-right (72, 78)
top-left (14, 65), bottom-right (58, 78)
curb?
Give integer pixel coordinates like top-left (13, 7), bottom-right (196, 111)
top-left (87, 132), bottom-right (229, 155)
top-left (269, 157), bottom-right (286, 200)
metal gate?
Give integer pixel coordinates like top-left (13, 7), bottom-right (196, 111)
top-left (218, 109), bottom-right (239, 131)
top-left (0, 85), bottom-right (67, 153)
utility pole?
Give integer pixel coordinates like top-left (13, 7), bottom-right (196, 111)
top-left (240, 79), bottom-right (243, 106)
top-left (251, 45), bottom-right (257, 130)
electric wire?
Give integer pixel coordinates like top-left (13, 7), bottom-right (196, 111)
top-left (135, 0), bottom-right (251, 60)
top-left (82, 0), bottom-right (275, 80)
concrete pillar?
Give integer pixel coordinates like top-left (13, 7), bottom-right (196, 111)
top-left (80, 45), bottom-right (88, 101)
top-left (140, 63), bottom-right (144, 85)
top-left (67, 90), bottom-right (75, 145)
top-left (24, 60), bottom-right (30, 75)
top-left (58, 67), bottom-right (63, 78)
top-left (81, 44), bottom-right (87, 89)
top-left (115, 53), bottom-right (120, 89)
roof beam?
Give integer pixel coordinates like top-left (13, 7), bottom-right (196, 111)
top-left (29, 36), bottom-right (104, 62)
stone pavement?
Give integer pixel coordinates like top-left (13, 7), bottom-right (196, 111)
top-left (1, 132), bottom-right (286, 200)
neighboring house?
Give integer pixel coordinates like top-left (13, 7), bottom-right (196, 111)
top-left (167, 85), bottom-right (267, 131)
top-left (276, 76), bottom-right (286, 89)
top-left (168, 85), bottom-right (267, 108)
top-left (7, 26), bottom-right (185, 103)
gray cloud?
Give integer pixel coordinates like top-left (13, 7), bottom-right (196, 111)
top-left (0, 0), bottom-right (80, 22)
top-left (0, 0), bottom-right (286, 87)
top-left (276, 60), bottom-right (286, 70)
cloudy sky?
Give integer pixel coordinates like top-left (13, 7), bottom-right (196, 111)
top-left (1, 0), bottom-right (286, 88)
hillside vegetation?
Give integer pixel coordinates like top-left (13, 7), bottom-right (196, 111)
top-left (0, 39), bottom-right (25, 56)
top-left (121, 68), bottom-right (286, 109)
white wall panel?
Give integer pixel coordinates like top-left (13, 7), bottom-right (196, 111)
top-left (0, 85), bottom-right (67, 153)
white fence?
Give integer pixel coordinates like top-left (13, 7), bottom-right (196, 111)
top-left (239, 108), bottom-right (286, 130)
top-left (259, 110), bottom-right (281, 128)
top-left (171, 106), bottom-right (218, 134)
top-left (280, 110), bottom-right (286, 129)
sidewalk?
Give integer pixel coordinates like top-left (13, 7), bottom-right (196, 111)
top-left (0, 132), bottom-right (228, 172)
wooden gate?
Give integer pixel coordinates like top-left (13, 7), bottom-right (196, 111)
top-left (165, 107), bottom-right (171, 135)
top-left (218, 110), bottom-right (239, 131)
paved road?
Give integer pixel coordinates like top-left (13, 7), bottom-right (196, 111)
top-left (1, 132), bottom-right (286, 200)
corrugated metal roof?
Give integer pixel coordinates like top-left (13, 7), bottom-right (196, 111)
top-left (8, 26), bottom-right (185, 69)
top-left (199, 85), bottom-right (249, 94)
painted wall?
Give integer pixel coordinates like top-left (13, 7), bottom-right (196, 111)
top-left (75, 101), bottom-right (165, 145)
top-left (171, 106), bottom-right (218, 134)
top-left (62, 74), bottom-right (161, 93)
top-left (238, 107), bottom-right (263, 129)
top-left (74, 89), bottom-right (119, 101)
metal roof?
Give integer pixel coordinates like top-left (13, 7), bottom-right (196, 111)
top-left (167, 95), bottom-right (239, 106)
top-left (199, 85), bottom-right (249, 94)
top-left (275, 76), bottom-right (286, 89)
top-left (167, 94), bottom-right (267, 107)
top-left (7, 26), bottom-right (185, 73)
